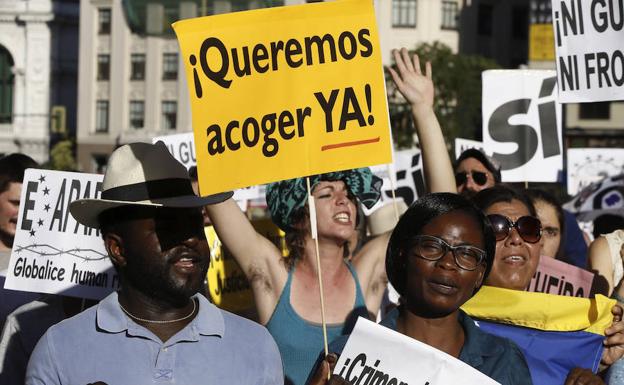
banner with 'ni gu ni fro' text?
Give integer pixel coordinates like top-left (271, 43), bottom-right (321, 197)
top-left (173, 0), bottom-right (392, 195)
top-left (552, 0), bottom-right (624, 103)
top-left (4, 169), bottom-right (117, 300)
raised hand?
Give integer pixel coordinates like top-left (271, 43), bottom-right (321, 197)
top-left (387, 48), bottom-right (434, 110)
top-left (386, 48), bottom-right (455, 194)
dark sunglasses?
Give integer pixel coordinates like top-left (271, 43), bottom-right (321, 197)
top-left (487, 214), bottom-right (542, 243)
top-left (455, 171), bottom-right (488, 187)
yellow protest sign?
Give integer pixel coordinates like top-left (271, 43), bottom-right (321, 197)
top-left (173, 0), bottom-right (392, 195)
top-left (529, 24), bottom-right (555, 61)
top-left (205, 226), bottom-right (253, 312)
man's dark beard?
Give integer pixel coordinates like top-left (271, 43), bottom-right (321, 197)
top-left (121, 255), bottom-right (209, 307)
top-left (459, 189), bottom-right (477, 200)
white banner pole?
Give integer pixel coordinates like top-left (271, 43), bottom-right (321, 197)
top-left (306, 177), bottom-right (329, 367)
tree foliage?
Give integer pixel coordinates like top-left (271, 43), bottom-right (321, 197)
top-left (47, 140), bottom-right (77, 171)
top-left (387, 41), bottom-right (499, 150)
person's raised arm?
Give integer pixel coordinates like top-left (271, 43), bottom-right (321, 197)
top-left (387, 48), bottom-right (456, 194)
top-left (204, 198), bottom-right (284, 322)
top-left (352, 231), bottom-right (391, 316)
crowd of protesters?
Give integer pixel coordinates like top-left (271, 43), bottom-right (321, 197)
top-left (0, 48), bottom-right (622, 385)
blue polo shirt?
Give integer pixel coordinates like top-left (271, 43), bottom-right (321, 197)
top-left (26, 292), bottom-right (283, 385)
top-left (316, 309), bottom-right (532, 385)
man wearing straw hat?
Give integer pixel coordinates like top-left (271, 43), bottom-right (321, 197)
top-left (26, 142), bottom-right (283, 385)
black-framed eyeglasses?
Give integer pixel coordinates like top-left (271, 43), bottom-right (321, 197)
top-left (487, 214), bottom-right (542, 244)
top-left (408, 235), bottom-right (486, 271)
top-left (455, 171), bottom-right (488, 187)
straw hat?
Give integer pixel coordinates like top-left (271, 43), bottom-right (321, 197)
top-left (70, 142), bottom-right (232, 228)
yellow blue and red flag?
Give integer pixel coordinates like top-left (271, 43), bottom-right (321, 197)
top-left (462, 286), bottom-right (615, 385)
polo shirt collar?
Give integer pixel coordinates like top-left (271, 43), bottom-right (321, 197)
top-left (96, 292), bottom-right (225, 339)
top-left (191, 294), bottom-right (225, 337)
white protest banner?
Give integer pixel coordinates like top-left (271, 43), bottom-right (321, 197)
top-left (567, 148), bottom-right (624, 196)
top-left (366, 148), bottom-right (424, 215)
top-left (482, 70), bottom-right (563, 182)
top-left (153, 133), bottom-right (263, 202)
top-left (552, 0), bottom-right (624, 103)
top-left (455, 138), bottom-right (484, 160)
top-left (334, 317), bottom-right (500, 385)
top-left (529, 256), bottom-right (594, 298)
top-left (153, 132), bottom-right (197, 169)
top-left (4, 169), bottom-right (117, 300)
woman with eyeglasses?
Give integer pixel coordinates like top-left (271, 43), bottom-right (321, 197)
top-left (308, 193), bottom-right (532, 385)
top-left (473, 185), bottom-right (624, 384)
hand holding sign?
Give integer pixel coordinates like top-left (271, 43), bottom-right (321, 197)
top-left (307, 354), bottom-right (350, 385)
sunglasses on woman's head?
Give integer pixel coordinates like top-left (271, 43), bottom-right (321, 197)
top-left (455, 171), bottom-right (488, 187)
top-left (487, 214), bottom-right (542, 243)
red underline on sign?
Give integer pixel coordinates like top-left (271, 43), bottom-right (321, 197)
top-left (321, 137), bottom-right (380, 151)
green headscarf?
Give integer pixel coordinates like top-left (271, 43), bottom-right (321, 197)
top-left (266, 168), bottom-right (382, 231)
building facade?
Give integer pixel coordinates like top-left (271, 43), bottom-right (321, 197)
top-left (0, 0), bottom-right (78, 163)
top-left (459, 0), bottom-right (530, 68)
top-left (76, 0), bottom-right (460, 172)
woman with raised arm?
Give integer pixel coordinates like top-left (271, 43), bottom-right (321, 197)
top-left (204, 49), bottom-right (456, 385)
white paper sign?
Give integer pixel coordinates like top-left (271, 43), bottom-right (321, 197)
top-left (4, 169), bottom-right (117, 300)
top-left (334, 317), bottom-right (500, 385)
top-left (153, 132), bottom-right (197, 168)
top-left (567, 148), bottom-right (624, 195)
top-left (552, 0), bottom-right (624, 103)
top-left (153, 133), bottom-right (263, 202)
top-left (455, 138), bottom-right (484, 161)
top-left (366, 148), bottom-right (424, 215)
top-left (482, 70), bottom-right (563, 182)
